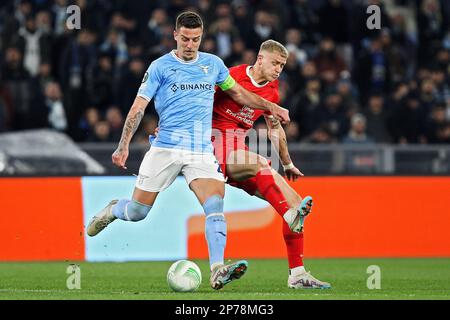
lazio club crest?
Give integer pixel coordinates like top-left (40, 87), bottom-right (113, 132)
top-left (199, 65), bottom-right (209, 74)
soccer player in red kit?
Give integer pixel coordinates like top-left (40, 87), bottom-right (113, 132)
top-left (212, 40), bottom-right (331, 289)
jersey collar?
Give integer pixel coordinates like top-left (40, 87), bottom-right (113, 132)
top-left (171, 50), bottom-right (199, 64)
top-left (246, 65), bottom-right (269, 88)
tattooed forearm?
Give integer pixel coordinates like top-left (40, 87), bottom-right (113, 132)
top-left (117, 109), bottom-right (144, 150)
top-left (279, 135), bottom-right (292, 165)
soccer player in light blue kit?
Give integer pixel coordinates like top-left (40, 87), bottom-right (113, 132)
top-left (86, 11), bottom-right (290, 290)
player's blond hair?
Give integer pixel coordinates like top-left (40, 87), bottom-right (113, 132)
top-left (259, 40), bottom-right (289, 58)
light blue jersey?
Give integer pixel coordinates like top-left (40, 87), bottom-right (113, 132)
top-left (138, 50), bottom-right (231, 153)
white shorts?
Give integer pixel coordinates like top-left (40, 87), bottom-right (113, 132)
top-left (135, 146), bottom-right (225, 192)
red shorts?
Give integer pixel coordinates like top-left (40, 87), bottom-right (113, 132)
top-left (212, 135), bottom-right (271, 196)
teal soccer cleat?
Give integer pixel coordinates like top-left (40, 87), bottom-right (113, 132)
top-left (210, 260), bottom-right (248, 290)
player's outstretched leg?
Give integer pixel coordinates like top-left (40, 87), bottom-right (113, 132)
top-left (86, 198), bottom-right (153, 236)
top-left (210, 260), bottom-right (248, 290)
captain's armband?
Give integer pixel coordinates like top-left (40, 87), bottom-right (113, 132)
top-left (218, 75), bottom-right (236, 91)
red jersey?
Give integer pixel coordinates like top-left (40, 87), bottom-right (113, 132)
top-left (212, 64), bottom-right (279, 135)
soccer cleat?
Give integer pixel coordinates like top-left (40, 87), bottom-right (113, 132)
top-left (86, 200), bottom-right (118, 237)
top-left (288, 271), bottom-right (331, 289)
top-left (283, 208), bottom-right (302, 233)
top-left (298, 196), bottom-right (313, 233)
top-left (283, 196), bottom-right (313, 233)
top-left (209, 260), bottom-right (248, 290)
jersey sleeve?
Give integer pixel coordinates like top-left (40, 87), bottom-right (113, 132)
top-left (137, 61), bottom-right (162, 101)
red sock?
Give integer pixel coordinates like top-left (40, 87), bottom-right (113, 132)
top-left (254, 168), bottom-right (290, 217)
top-left (283, 221), bottom-right (304, 268)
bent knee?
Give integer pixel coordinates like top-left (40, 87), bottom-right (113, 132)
top-left (257, 155), bottom-right (270, 169)
top-left (126, 200), bottom-right (152, 221)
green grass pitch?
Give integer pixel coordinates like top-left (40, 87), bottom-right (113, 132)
top-left (0, 259), bottom-right (449, 300)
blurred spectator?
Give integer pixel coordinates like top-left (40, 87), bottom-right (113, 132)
top-left (1, 46), bottom-right (32, 130)
top-left (117, 57), bottom-right (146, 115)
top-left (246, 10), bottom-right (280, 51)
top-left (43, 81), bottom-right (67, 131)
top-left (78, 106), bottom-right (100, 141)
top-left (287, 0), bottom-right (319, 44)
top-left (317, 0), bottom-right (349, 45)
top-left (310, 91), bottom-right (349, 140)
top-left (419, 78), bottom-right (438, 111)
top-left (391, 93), bottom-right (427, 144)
top-left (285, 28), bottom-right (308, 66)
top-left (435, 122), bottom-right (450, 143)
top-left (89, 53), bottom-right (114, 111)
top-left (231, 0), bottom-right (253, 42)
top-left (59, 28), bottom-right (96, 136)
top-left (363, 94), bottom-right (393, 143)
top-left (18, 14), bottom-right (51, 77)
top-left (430, 66), bottom-right (450, 104)
top-left (313, 38), bottom-right (347, 87)
top-left (291, 77), bottom-right (322, 139)
top-left (354, 35), bottom-right (391, 106)
top-left (200, 37), bottom-right (217, 55)
top-left (417, 0), bottom-right (446, 67)
top-left (284, 121), bottom-right (301, 142)
top-left (1, 0), bottom-right (33, 48)
top-left (52, 0), bottom-right (70, 36)
top-left (0, 83), bottom-right (13, 131)
top-left (336, 76), bottom-right (358, 111)
top-left (241, 49), bottom-right (257, 66)
top-left (342, 113), bottom-right (374, 144)
top-left (425, 104), bottom-right (448, 143)
top-left (380, 28), bottom-right (409, 84)
top-left (88, 120), bottom-right (112, 142)
top-left (99, 28), bottom-right (128, 71)
top-left (105, 106), bottom-right (124, 141)
top-left (208, 16), bottom-right (239, 59)
top-left (302, 124), bottom-right (335, 143)
top-left (224, 38), bottom-right (246, 66)
top-left (141, 8), bottom-right (168, 55)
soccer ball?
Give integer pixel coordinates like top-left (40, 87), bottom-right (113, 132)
top-left (167, 260), bottom-right (202, 292)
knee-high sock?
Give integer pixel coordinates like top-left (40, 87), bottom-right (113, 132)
top-left (112, 199), bottom-right (152, 221)
top-left (255, 168), bottom-right (290, 217)
top-left (203, 195), bottom-right (226, 270)
top-left (282, 220), bottom-right (304, 269)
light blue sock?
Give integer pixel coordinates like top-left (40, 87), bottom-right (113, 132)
top-left (112, 199), bottom-right (152, 221)
top-left (112, 199), bottom-right (131, 220)
top-left (203, 195), bottom-right (226, 270)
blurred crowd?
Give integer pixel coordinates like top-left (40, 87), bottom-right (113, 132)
top-left (0, 0), bottom-right (449, 145)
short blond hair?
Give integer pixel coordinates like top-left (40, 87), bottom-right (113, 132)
top-left (259, 40), bottom-right (289, 58)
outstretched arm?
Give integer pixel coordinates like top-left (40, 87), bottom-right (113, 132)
top-left (264, 115), bottom-right (304, 181)
top-left (112, 96), bottom-right (149, 169)
top-left (224, 81), bottom-right (290, 124)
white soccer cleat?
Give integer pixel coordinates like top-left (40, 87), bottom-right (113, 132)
top-left (209, 260), bottom-right (248, 290)
top-left (288, 271), bottom-right (331, 289)
top-left (283, 208), bottom-right (302, 233)
top-left (86, 200), bottom-right (118, 237)
top-left (283, 196), bottom-right (314, 233)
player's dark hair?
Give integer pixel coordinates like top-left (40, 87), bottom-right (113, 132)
top-left (176, 11), bottom-right (203, 30)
